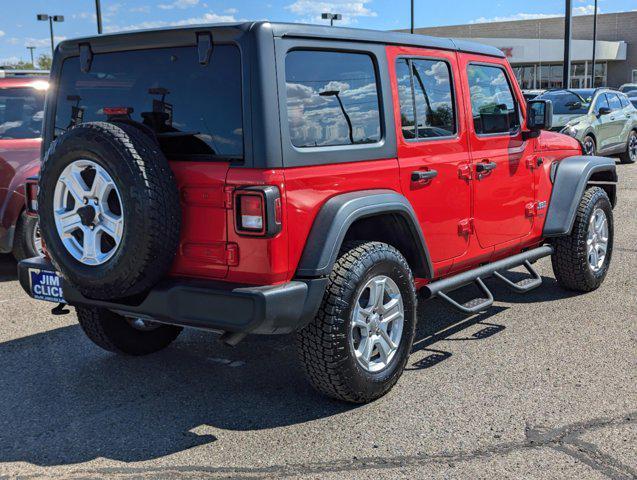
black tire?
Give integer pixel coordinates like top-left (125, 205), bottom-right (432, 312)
top-left (619, 130), bottom-right (637, 164)
top-left (38, 122), bottom-right (181, 300)
top-left (76, 306), bottom-right (182, 355)
top-left (296, 241), bottom-right (417, 403)
top-left (582, 135), bottom-right (596, 156)
top-left (551, 187), bottom-right (613, 292)
top-left (12, 211), bottom-right (41, 261)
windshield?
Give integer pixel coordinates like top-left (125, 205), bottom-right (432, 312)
top-left (537, 90), bottom-right (593, 115)
top-left (0, 87), bottom-right (45, 140)
top-left (54, 45), bottom-right (243, 160)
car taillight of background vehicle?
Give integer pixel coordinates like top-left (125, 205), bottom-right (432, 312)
top-left (25, 180), bottom-right (39, 217)
top-left (234, 186), bottom-right (282, 237)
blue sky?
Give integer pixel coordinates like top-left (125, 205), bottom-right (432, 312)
top-left (1, 0), bottom-right (635, 65)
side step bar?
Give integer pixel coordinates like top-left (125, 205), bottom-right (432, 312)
top-left (423, 245), bottom-right (554, 314)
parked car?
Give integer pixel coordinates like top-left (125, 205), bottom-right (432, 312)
top-left (19, 23), bottom-right (617, 403)
top-left (618, 83), bottom-right (637, 94)
top-left (537, 88), bottom-right (637, 163)
top-left (0, 74), bottom-right (47, 260)
top-left (522, 89), bottom-right (545, 101)
top-left (628, 91), bottom-right (637, 109)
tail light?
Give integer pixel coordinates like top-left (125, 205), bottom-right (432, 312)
top-left (25, 177), bottom-right (39, 217)
top-left (234, 186), bottom-right (282, 237)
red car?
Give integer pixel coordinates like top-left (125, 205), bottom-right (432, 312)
top-left (19, 23), bottom-right (617, 402)
top-left (0, 75), bottom-right (47, 259)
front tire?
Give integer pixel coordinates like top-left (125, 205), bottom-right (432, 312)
top-left (582, 135), bottom-right (596, 156)
top-left (76, 306), bottom-right (182, 355)
top-left (551, 187), bottom-right (613, 292)
top-left (619, 130), bottom-right (637, 164)
top-left (296, 241), bottom-right (417, 403)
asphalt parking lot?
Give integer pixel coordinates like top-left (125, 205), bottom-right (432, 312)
top-left (0, 161), bottom-right (635, 479)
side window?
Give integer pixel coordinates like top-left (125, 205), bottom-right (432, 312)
top-left (618, 94), bottom-right (630, 108)
top-left (594, 94), bottom-right (609, 113)
top-left (606, 93), bottom-right (622, 111)
top-left (467, 64), bottom-right (520, 135)
top-left (396, 59), bottom-right (416, 139)
top-left (396, 58), bottom-right (456, 140)
top-left (285, 50), bottom-right (381, 148)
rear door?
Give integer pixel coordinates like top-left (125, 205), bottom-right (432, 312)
top-left (459, 55), bottom-right (535, 248)
top-left (389, 47), bottom-right (471, 263)
top-left (604, 92), bottom-right (627, 149)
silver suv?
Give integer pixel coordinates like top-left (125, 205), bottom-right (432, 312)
top-left (537, 88), bottom-right (637, 164)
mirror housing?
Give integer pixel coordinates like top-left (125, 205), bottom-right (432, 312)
top-left (523, 99), bottom-right (553, 139)
top-left (597, 106), bottom-right (612, 116)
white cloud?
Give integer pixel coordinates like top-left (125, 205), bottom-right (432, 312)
top-left (131, 5), bottom-right (151, 13)
top-left (23, 36), bottom-right (67, 48)
top-left (6, 37), bottom-right (20, 45)
top-left (72, 12), bottom-right (97, 21)
top-left (573, 5), bottom-right (601, 15)
top-left (286, 0), bottom-right (377, 24)
top-left (0, 56), bottom-right (20, 65)
top-left (470, 13), bottom-right (559, 24)
top-left (224, 8), bottom-right (238, 14)
top-left (105, 12), bottom-right (238, 32)
top-left (158, 0), bottom-right (199, 10)
top-left (471, 5), bottom-right (601, 24)
top-left (0, 31), bottom-right (5, 38)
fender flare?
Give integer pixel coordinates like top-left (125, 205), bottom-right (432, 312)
top-left (543, 155), bottom-right (617, 237)
top-left (295, 189), bottom-right (433, 278)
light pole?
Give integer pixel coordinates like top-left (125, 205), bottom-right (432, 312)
top-left (320, 90), bottom-right (354, 144)
top-left (590, 0), bottom-right (598, 87)
top-left (562, 0), bottom-right (572, 88)
top-left (95, 0), bottom-right (103, 34)
top-left (321, 12), bottom-right (342, 26)
top-left (411, 0), bottom-right (414, 34)
top-left (37, 14), bottom-right (65, 56)
top-left (26, 46), bottom-right (36, 66)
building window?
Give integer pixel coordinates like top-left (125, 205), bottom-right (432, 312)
top-left (285, 50), bottom-right (381, 148)
top-left (633, 69), bottom-right (637, 83)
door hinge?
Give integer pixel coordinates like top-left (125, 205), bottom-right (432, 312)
top-left (458, 164), bottom-right (472, 180)
top-left (225, 243), bottom-right (239, 266)
top-left (223, 186), bottom-right (234, 209)
top-left (527, 157), bottom-right (544, 169)
top-left (525, 202), bottom-right (539, 217)
top-left (458, 218), bottom-right (474, 236)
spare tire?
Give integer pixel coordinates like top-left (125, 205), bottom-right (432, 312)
top-left (38, 122), bottom-right (181, 300)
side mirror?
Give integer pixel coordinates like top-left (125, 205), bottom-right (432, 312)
top-left (525, 99), bottom-right (553, 136)
top-left (597, 106), bottom-right (612, 116)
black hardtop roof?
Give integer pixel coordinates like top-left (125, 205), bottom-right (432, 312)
top-left (57, 21), bottom-right (505, 58)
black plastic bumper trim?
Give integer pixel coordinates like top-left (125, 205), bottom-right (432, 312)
top-left (18, 257), bottom-right (327, 335)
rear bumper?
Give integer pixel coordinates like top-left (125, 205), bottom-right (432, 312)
top-left (18, 257), bottom-right (327, 335)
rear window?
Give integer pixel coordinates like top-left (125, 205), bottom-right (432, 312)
top-left (285, 50), bottom-right (381, 148)
top-left (54, 45), bottom-right (243, 159)
top-left (0, 87), bottom-right (45, 140)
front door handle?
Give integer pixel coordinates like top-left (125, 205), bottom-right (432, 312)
top-left (476, 161), bottom-right (497, 173)
top-left (411, 169), bottom-right (438, 182)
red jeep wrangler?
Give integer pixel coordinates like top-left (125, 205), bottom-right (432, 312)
top-left (19, 23), bottom-right (617, 403)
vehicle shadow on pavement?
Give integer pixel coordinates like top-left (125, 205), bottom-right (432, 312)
top-left (0, 322), bottom-right (356, 466)
top-left (409, 272), bottom-right (581, 370)
top-left (0, 269), bottom-right (583, 466)
top-left (0, 254), bottom-right (17, 282)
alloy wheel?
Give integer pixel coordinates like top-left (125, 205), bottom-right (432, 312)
top-left (587, 208), bottom-right (609, 273)
top-left (52, 159), bottom-right (124, 266)
top-left (349, 275), bottom-right (405, 373)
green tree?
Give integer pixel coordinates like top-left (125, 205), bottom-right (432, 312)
top-left (37, 54), bottom-right (52, 70)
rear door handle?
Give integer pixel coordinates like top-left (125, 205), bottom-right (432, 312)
top-left (411, 169), bottom-right (438, 182)
top-left (476, 161), bottom-right (497, 173)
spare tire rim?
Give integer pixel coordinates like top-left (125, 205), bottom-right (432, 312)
top-left (583, 137), bottom-right (595, 156)
top-left (350, 275), bottom-right (404, 373)
top-left (53, 159), bottom-right (124, 266)
top-left (587, 208), bottom-right (609, 273)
